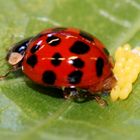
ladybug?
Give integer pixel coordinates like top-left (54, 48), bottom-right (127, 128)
top-left (3, 27), bottom-right (116, 105)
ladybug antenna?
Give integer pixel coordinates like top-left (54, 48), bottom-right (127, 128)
top-left (0, 66), bottom-right (21, 80)
top-left (0, 53), bottom-right (23, 80)
top-left (0, 68), bottom-right (12, 80)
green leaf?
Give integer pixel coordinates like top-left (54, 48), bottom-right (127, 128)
top-left (0, 0), bottom-right (140, 140)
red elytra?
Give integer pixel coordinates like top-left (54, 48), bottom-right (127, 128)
top-left (19, 27), bottom-right (116, 93)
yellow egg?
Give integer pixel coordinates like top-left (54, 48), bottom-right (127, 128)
top-left (123, 44), bottom-right (131, 51)
top-left (119, 83), bottom-right (132, 100)
top-left (110, 86), bottom-right (120, 101)
top-left (115, 47), bottom-right (124, 60)
top-left (110, 44), bottom-right (140, 101)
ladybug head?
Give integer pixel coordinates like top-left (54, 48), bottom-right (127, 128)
top-left (6, 37), bottom-right (32, 67)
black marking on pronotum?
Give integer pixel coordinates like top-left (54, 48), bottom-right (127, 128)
top-left (103, 48), bottom-right (110, 56)
top-left (70, 58), bottom-right (84, 68)
top-left (51, 52), bottom-right (63, 66)
top-left (80, 30), bottom-right (94, 42)
top-left (96, 57), bottom-right (104, 77)
top-left (6, 37), bottom-right (32, 61)
top-left (14, 38), bottom-right (31, 54)
top-left (30, 45), bottom-right (40, 54)
top-left (68, 70), bottom-right (83, 84)
top-left (46, 35), bottom-right (61, 46)
top-left (26, 54), bottom-right (38, 68)
top-left (52, 27), bottom-right (67, 32)
top-left (70, 41), bottom-right (90, 54)
top-left (42, 70), bottom-right (56, 85)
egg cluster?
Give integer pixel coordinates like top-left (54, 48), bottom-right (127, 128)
top-left (111, 44), bottom-right (140, 101)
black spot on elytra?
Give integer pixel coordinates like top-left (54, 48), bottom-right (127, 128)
top-left (52, 27), bottom-right (67, 32)
top-left (30, 45), bottom-right (40, 54)
top-left (70, 41), bottom-right (90, 54)
top-left (70, 58), bottom-right (84, 68)
top-left (96, 57), bottom-right (104, 77)
top-left (42, 70), bottom-right (56, 85)
top-left (103, 48), bottom-right (110, 56)
top-left (80, 30), bottom-right (94, 42)
top-left (26, 54), bottom-right (37, 68)
top-left (68, 70), bottom-right (83, 84)
top-left (51, 53), bottom-right (62, 66)
top-left (46, 35), bottom-right (61, 46)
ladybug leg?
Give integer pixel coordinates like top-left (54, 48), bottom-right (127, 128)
top-left (85, 90), bottom-right (108, 107)
top-left (63, 87), bottom-right (87, 102)
top-left (63, 87), bottom-right (108, 106)
top-left (62, 87), bottom-right (71, 99)
top-left (63, 87), bottom-right (79, 99)
top-left (93, 94), bottom-right (108, 107)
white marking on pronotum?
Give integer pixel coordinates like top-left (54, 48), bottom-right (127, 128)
top-left (36, 16), bottom-right (61, 26)
top-left (99, 9), bottom-right (131, 28)
top-left (8, 53), bottom-right (23, 65)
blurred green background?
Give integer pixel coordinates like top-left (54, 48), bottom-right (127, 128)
top-left (0, 0), bottom-right (140, 140)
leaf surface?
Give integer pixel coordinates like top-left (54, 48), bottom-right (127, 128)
top-left (0, 0), bottom-right (140, 140)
